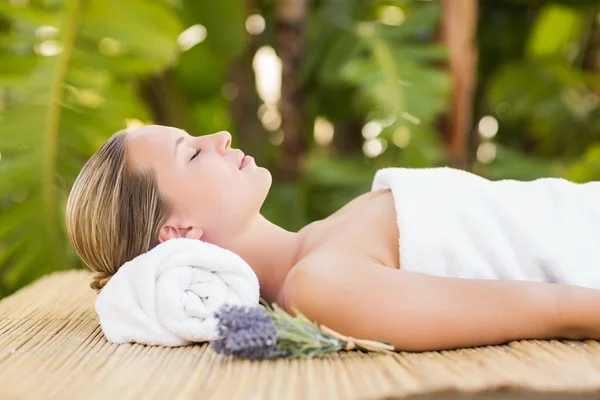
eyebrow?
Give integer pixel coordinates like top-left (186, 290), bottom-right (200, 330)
top-left (174, 136), bottom-right (185, 156)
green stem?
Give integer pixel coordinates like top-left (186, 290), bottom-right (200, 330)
top-left (43, 0), bottom-right (84, 244)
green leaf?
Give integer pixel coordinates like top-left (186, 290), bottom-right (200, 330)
top-left (318, 30), bottom-right (362, 84)
top-left (355, 22), bottom-right (406, 123)
top-left (564, 145), bottom-right (600, 183)
top-left (0, 0), bottom-right (181, 296)
top-left (377, 1), bottom-right (440, 40)
top-left (0, 56), bottom-right (41, 86)
top-left (180, 0), bottom-right (245, 61)
top-left (0, 2), bottom-right (61, 26)
top-left (526, 4), bottom-right (583, 59)
top-left (82, 0), bottom-right (183, 67)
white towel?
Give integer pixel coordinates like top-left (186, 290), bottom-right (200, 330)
top-left (372, 167), bottom-right (600, 288)
top-left (94, 238), bottom-right (260, 347)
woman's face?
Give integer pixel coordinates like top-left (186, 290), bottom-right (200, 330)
top-left (126, 125), bottom-right (272, 242)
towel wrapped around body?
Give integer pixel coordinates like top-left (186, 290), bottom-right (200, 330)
top-left (95, 238), bottom-right (260, 347)
top-left (372, 167), bottom-right (600, 289)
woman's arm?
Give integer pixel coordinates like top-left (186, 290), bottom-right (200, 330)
top-left (281, 254), bottom-right (600, 351)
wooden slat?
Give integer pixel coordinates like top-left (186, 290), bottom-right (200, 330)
top-left (1, 270), bottom-right (600, 399)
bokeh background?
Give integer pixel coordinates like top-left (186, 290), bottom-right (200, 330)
top-left (0, 0), bottom-right (599, 298)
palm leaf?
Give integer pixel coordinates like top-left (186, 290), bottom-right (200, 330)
top-left (0, 0), bottom-right (182, 296)
top-left (301, 0), bottom-right (449, 166)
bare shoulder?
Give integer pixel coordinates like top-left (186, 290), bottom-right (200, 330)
top-left (280, 251), bottom-right (341, 308)
top-left (278, 249), bottom-right (387, 316)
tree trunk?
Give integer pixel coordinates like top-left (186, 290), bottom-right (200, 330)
top-left (439, 0), bottom-right (478, 169)
top-left (582, 7), bottom-right (600, 76)
top-left (227, 1), bottom-right (270, 165)
top-left (275, 0), bottom-right (311, 180)
top-left (333, 118), bottom-right (363, 155)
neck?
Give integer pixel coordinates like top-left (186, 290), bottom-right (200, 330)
top-left (211, 215), bottom-right (308, 305)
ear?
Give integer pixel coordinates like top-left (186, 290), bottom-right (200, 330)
top-left (158, 224), bottom-right (204, 243)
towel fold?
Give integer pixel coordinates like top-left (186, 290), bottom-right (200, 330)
top-left (95, 238), bottom-right (260, 347)
top-left (372, 167), bottom-right (600, 289)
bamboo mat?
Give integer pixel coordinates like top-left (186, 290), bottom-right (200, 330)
top-left (1, 272), bottom-right (600, 400)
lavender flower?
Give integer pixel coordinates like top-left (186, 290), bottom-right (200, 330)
top-left (211, 303), bottom-right (394, 360)
top-left (210, 304), bottom-right (287, 360)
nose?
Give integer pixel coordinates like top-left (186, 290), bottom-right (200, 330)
top-left (200, 131), bottom-right (232, 154)
top-left (216, 131), bottom-right (232, 152)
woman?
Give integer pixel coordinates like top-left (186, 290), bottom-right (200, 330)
top-left (66, 124), bottom-right (600, 352)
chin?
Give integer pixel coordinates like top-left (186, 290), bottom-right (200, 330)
top-left (256, 165), bottom-right (272, 186)
top-left (256, 168), bottom-right (272, 204)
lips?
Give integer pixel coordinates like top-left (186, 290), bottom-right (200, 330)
top-left (238, 151), bottom-right (245, 169)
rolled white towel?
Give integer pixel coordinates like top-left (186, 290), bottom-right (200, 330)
top-left (94, 238), bottom-right (260, 347)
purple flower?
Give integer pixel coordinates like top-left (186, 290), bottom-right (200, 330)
top-left (210, 304), bottom-right (287, 360)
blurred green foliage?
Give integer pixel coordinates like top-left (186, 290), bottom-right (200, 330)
top-left (476, 0), bottom-right (600, 181)
top-left (0, 0), bottom-right (599, 297)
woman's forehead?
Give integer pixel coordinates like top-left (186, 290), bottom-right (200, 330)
top-left (126, 125), bottom-right (184, 168)
top-left (127, 125), bottom-right (183, 143)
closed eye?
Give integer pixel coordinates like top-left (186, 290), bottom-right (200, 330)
top-left (190, 148), bottom-right (201, 161)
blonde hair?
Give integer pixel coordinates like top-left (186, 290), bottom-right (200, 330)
top-left (66, 130), bottom-right (170, 292)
